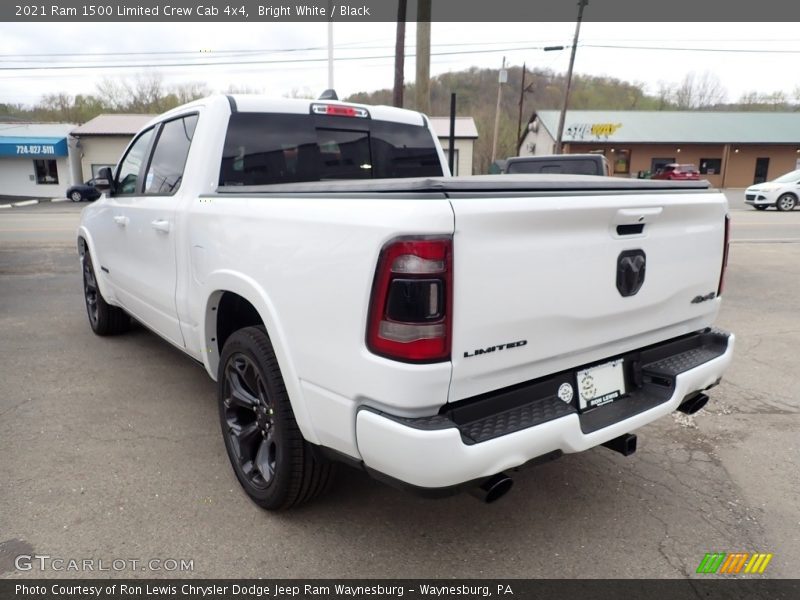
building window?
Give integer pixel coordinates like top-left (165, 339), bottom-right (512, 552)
top-left (443, 148), bottom-right (459, 175)
top-left (699, 158), bottom-right (722, 175)
top-left (651, 158), bottom-right (675, 174)
top-left (34, 159), bottom-right (58, 184)
top-left (612, 149), bottom-right (630, 175)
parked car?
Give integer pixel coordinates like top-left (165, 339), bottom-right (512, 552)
top-left (504, 154), bottom-right (611, 176)
top-left (77, 95), bottom-right (734, 509)
top-left (651, 164), bottom-right (700, 181)
top-left (745, 169), bottom-right (800, 211)
top-left (66, 179), bottom-right (102, 203)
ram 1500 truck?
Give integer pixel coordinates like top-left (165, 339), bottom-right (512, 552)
top-left (78, 95), bottom-right (734, 509)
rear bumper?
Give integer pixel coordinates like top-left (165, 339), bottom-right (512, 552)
top-left (356, 329), bottom-right (734, 489)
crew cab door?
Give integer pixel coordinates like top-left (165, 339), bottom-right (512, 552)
top-left (109, 114), bottom-right (198, 347)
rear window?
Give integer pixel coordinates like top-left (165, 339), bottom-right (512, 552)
top-left (507, 158), bottom-right (601, 176)
top-left (219, 112), bottom-right (442, 186)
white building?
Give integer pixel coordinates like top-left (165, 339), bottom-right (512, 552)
top-left (0, 123), bottom-right (79, 198)
top-left (71, 114), bottom-right (155, 181)
top-left (428, 117), bottom-right (479, 175)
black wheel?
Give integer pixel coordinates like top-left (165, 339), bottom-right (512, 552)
top-left (218, 326), bottom-right (334, 510)
top-left (82, 251), bottom-right (130, 335)
top-left (776, 193), bottom-right (797, 212)
top-left (754, 205), bottom-right (768, 211)
top-left (70, 190), bottom-right (83, 202)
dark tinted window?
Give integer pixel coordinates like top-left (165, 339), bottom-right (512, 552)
top-left (116, 127), bottom-right (155, 195)
top-left (369, 119), bottom-right (443, 178)
top-left (145, 114), bottom-right (198, 195)
top-left (219, 112), bottom-right (442, 186)
top-left (316, 128), bottom-right (372, 179)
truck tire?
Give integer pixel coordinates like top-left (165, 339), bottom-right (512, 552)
top-left (82, 251), bottom-right (130, 335)
top-left (218, 326), bottom-right (334, 509)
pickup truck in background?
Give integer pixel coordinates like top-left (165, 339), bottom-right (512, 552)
top-left (502, 153), bottom-right (611, 176)
top-left (78, 95), bottom-right (734, 510)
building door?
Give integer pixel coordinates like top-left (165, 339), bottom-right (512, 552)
top-left (754, 157), bottom-right (770, 184)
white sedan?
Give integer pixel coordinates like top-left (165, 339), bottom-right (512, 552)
top-left (745, 169), bottom-right (800, 211)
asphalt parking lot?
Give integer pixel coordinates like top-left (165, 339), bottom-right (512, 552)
top-left (1, 199), bottom-right (798, 579)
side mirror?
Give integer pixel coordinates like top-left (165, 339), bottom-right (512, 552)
top-left (94, 167), bottom-right (114, 194)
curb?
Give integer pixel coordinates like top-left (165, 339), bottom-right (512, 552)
top-left (11, 199), bottom-right (39, 207)
top-left (51, 197), bottom-right (71, 203)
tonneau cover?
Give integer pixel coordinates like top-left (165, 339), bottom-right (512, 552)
top-left (215, 174), bottom-right (712, 195)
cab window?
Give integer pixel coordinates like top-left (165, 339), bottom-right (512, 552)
top-left (144, 115), bottom-right (199, 195)
top-left (115, 127), bottom-right (155, 195)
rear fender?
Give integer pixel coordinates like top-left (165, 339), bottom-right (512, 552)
top-left (201, 270), bottom-right (319, 445)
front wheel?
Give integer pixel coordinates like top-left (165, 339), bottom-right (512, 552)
top-left (82, 251), bottom-right (130, 335)
top-left (776, 194), bottom-right (797, 212)
top-left (70, 191), bottom-right (83, 202)
top-left (218, 326), bottom-right (334, 510)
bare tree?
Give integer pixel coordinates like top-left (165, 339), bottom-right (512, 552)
top-left (283, 87), bottom-right (316, 99)
top-left (124, 73), bottom-right (166, 112)
top-left (226, 84), bottom-right (264, 94)
top-left (655, 81), bottom-right (672, 110)
top-left (173, 82), bottom-right (211, 104)
top-left (95, 78), bottom-right (128, 111)
top-left (673, 71), bottom-right (727, 109)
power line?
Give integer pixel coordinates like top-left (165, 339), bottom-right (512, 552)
top-left (0, 39), bottom-right (568, 60)
top-left (582, 43), bottom-right (800, 54)
top-left (0, 45), bottom-right (545, 72)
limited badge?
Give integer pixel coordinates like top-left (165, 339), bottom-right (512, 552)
top-left (557, 382), bottom-right (574, 404)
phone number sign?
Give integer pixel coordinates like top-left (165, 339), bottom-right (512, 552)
top-left (16, 144), bottom-right (56, 155)
top-left (0, 138), bottom-right (68, 157)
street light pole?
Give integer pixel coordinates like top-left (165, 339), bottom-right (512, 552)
top-left (554, 0), bottom-right (588, 154)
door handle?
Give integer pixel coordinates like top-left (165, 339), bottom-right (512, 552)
top-left (112, 215), bottom-right (128, 226)
top-left (151, 219), bottom-right (171, 233)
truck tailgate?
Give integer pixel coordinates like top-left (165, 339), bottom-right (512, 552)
top-left (447, 189), bottom-right (728, 402)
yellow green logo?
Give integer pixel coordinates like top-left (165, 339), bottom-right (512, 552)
top-left (696, 552), bottom-right (773, 574)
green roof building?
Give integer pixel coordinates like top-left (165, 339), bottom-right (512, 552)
top-left (520, 110), bottom-right (800, 187)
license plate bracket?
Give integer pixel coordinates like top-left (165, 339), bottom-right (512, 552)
top-left (576, 359), bottom-right (626, 410)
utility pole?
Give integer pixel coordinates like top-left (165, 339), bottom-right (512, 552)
top-left (327, 4), bottom-right (334, 89)
top-left (555, 0), bottom-right (588, 154)
top-left (415, 0), bottom-right (432, 114)
top-left (490, 56), bottom-right (507, 164)
top-left (393, 0), bottom-right (407, 107)
top-left (516, 62), bottom-right (535, 153)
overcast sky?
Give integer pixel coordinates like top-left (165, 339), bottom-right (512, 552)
top-left (1, 22), bottom-right (799, 108)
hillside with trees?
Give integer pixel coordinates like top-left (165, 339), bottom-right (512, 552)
top-left (347, 67), bottom-right (800, 174)
top-left (2, 67), bottom-right (798, 175)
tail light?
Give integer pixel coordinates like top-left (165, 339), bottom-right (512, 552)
top-left (717, 214), bottom-right (730, 296)
top-left (367, 237), bottom-right (452, 363)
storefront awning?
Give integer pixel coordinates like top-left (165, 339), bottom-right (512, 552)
top-left (0, 136), bottom-right (68, 157)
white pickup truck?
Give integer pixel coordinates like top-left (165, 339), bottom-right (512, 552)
top-left (78, 95), bottom-right (734, 509)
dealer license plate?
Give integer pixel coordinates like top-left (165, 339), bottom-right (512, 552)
top-left (576, 359), bottom-right (626, 410)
